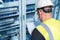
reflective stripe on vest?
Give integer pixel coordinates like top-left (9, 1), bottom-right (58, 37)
top-left (41, 23), bottom-right (54, 40)
top-left (36, 23), bottom-right (54, 40)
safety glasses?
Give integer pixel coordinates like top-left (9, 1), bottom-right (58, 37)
top-left (42, 7), bottom-right (52, 13)
top-left (37, 7), bottom-right (52, 13)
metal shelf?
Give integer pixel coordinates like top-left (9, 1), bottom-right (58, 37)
top-left (26, 10), bottom-right (35, 14)
top-left (0, 29), bottom-right (19, 39)
top-left (0, 13), bottom-right (19, 19)
top-left (0, 21), bottom-right (19, 30)
top-left (0, 1), bottom-right (18, 8)
top-left (0, 18), bottom-right (14, 26)
top-left (3, 0), bottom-right (18, 3)
top-left (26, 4), bottom-right (35, 12)
top-left (0, 7), bottom-right (18, 13)
top-left (0, 25), bottom-right (19, 32)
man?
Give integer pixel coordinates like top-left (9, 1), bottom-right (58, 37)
top-left (31, 0), bottom-right (60, 40)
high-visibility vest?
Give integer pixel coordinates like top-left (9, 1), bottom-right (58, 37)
top-left (36, 18), bottom-right (60, 40)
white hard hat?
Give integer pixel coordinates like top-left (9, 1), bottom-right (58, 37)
top-left (37, 0), bottom-right (54, 8)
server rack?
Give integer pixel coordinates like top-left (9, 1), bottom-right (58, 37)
top-left (0, 0), bottom-right (20, 40)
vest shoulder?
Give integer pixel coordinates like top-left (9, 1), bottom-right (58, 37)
top-left (54, 19), bottom-right (60, 24)
top-left (36, 25), bottom-right (42, 29)
top-left (43, 18), bottom-right (60, 25)
top-left (52, 18), bottom-right (60, 23)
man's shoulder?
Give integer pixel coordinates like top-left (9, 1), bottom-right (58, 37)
top-left (54, 19), bottom-right (60, 24)
top-left (44, 18), bottom-right (60, 25)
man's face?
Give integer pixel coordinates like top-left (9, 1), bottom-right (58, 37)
top-left (38, 6), bottom-right (52, 22)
